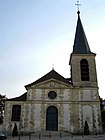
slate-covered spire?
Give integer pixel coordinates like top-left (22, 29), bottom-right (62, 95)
top-left (73, 11), bottom-right (93, 54)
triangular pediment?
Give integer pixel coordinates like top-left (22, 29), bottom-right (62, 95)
top-left (25, 70), bottom-right (72, 89)
top-left (28, 78), bottom-right (73, 89)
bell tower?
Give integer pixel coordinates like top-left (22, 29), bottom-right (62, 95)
top-left (69, 11), bottom-right (98, 87)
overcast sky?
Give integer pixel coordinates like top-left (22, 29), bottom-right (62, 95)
top-left (0, 0), bottom-right (105, 99)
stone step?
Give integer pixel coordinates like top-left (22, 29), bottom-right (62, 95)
top-left (31, 130), bottom-right (70, 137)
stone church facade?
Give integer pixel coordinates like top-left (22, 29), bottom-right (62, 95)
top-left (3, 11), bottom-right (102, 134)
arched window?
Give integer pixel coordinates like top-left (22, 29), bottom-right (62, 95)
top-left (46, 106), bottom-right (58, 131)
top-left (11, 105), bottom-right (21, 121)
top-left (80, 59), bottom-right (89, 81)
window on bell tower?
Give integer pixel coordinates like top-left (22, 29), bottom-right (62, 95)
top-left (80, 59), bottom-right (89, 81)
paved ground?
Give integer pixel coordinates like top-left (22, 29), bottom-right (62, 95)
top-left (7, 134), bottom-right (105, 140)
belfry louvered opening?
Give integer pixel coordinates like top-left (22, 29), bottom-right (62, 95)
top-left (80, 59), bottom-right (89, 81)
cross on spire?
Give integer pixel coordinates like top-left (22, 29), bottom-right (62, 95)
top-left (75, 1), bottom-right (81, 14)
top-left (52, 64), bottom-right (54, 70)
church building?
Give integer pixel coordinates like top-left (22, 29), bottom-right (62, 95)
top-left (3, 11), bottom-right (102, 134)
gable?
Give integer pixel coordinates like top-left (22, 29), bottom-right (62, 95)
top-left (25, 69), bottom-right (72, 90)
top-left (27, 79), bottom-right (73, 89)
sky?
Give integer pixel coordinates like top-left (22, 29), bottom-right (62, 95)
top-left (0, 0), bottom-right (105, 99)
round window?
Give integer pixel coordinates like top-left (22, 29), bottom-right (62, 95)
top-left (48, 91), bottom-right (57, 99)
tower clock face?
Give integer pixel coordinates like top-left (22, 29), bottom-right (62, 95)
top-left (48, 91), bottom-right (57, 99)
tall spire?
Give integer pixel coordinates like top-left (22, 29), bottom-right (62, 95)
top-left (72, 10), bottom-right (93, 54)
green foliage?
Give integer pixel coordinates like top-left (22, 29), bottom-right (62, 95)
top-left (99, 97), bottom-right (105, 131)
top-left (0, 94), bottom-right (7, 124)
top-left (100, 97), bottom-right (104, 111)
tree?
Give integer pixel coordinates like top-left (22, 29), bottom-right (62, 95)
top-left (99, 97), bottom-right (105, 131)
top-left (0, 94), bottom-right (7, 124)
top-left (100, 97), bottom-right (104, 111)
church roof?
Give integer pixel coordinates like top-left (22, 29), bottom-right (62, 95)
top-left (25, 69), bottom-right (71, 88)
top-left (7, 92), bottom-right (27, 101)
top-left (73, 11), bottom-right (93, 54)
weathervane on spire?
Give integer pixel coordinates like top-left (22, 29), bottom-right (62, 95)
top-left (75, 1), bottom-right (81, 15)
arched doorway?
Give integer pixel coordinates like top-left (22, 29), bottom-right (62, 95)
top-left (46, 106), bottom-right (58, 131)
